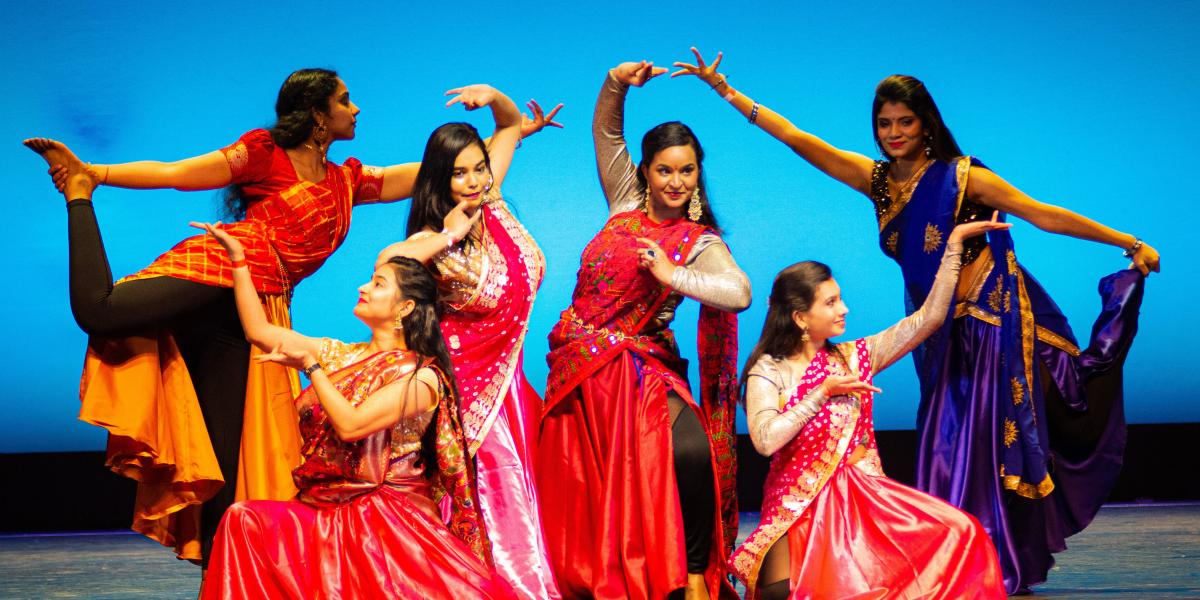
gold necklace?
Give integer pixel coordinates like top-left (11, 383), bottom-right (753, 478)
top-left (889, 158), bottom-right (932, 201)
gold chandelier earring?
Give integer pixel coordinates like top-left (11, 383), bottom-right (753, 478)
top-left (800, 326), bottom-right (810, 344)
top-left (640, 186), bottom-right (651, 213)
top-left (688, 187), bottom-right (702, 222)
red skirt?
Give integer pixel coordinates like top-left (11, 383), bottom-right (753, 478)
top-left (202, 484), bottom-right (516, 600)
top-left (786, 463), bottom-right (1005, 599)
top-left (538, 351), bottom-right (734, 600)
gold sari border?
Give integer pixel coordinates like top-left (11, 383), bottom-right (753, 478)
top-left (954, 304), bottom-right (1081, 356)
top-left (877, 159), bottom-right (935, 233)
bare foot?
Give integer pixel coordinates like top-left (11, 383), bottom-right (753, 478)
top-left (23, 138), bottom-right (98, 201)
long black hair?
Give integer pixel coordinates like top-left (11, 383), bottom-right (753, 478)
top-left (386, 255), bottom-right (459, 475)
top-left (740, 261), bottom-right (848, 403)
top-left (636, 121), bottom-right (722, 234)
top-left (405, 123), bottom-right (491, 239)
top-left (222, 68), bottom-right (341, 220)
top-left (872, 75), bottom-right (963, 163)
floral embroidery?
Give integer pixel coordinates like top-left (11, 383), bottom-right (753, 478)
top-left (1006, 249), bottom-right (1020, 276)
top-left (885, 231), bottom-right (900, 254)
top-left (1011, 377), bottom-right (1025, 406)
top-left (224, 141), bottom-right (249, 177)
top-left (923, 223), bottom-right (943, 254)
top-left (1003, 418), bottom-right (1018, 447)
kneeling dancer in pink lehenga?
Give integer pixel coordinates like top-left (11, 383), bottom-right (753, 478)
top-left (733, 217), bottom-right (1009, 600)
top-left (195, 223), bottom-right (514, 599)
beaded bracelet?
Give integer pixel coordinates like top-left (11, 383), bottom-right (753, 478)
top-left (1123, 237), bottom-right (1143, 258)
top-left (749, 102), bottom-right (760, 124)
top-left (439, 229), bottom-right (460, 249)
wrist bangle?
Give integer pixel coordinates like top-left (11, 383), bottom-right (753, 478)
top-left (748, 102), bottom-right (760, 124)
top-left (439, 228), bottom-right (459, 249)
top-left (710, 77), bottom-right (728, 91)
top-left (302, 362), bottom-right (323, 377)
top-left (230, 257), bottom-right (247, 269)
top-left (1122, 237), bottom-right (1143, 258)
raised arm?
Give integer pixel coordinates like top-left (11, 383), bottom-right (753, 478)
top-left (672, 48), bottom-right (876, 196)
top-left (191, 222), bottom-right (321, 359)
top-left (966, 168), bottom-right (1161, 275)
top-left (595, 61), bottom-right (668, 215)
top-left (866, 215), bottom-right (1010, 372)
top-left (445, 85), bottom-right (522, 190)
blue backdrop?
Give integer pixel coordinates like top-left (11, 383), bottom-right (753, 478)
top-left (4, 0), bottom-right (1196, 452)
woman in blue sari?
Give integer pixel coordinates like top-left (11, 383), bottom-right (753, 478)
top-left (674, 48), bottom-right (1159, 594)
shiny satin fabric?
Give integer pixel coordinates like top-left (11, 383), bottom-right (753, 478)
top-left (786, 463), bottom-right (1005, 599)
top-left (538, 353), bottom-right (736, 600)
top-left (202, 484), bottom-right (516, 600)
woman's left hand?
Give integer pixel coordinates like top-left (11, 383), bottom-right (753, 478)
top-left (254, 343), bottom-right (316, 372)
top-left (190, 221), bottom-right (247, 261)
top-left (636, 237), bottom-right (677, 286)
top-left (947, 211), bottom-right (1012, 244)
top-left (445, 84), bottom-right (498, 110)
top-left (519, 99), bottom-right (564, 139)
top-left (671, 46), bottom-right (727, 89)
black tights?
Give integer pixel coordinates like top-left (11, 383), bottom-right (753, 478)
top-left (69, 199), bottom-right (250, 565)
top-left (667, 391), bottom-right (715, 574)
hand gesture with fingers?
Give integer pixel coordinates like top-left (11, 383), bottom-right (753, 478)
top-left (821, 374), bottom-right (883, 397)
top-left (445, 84), bottom-right (498, 110)
top-left (190, 221), bottom-right (246, 261)
top-left (947, 211), bottom-right (1012, 244)
top-left (671, 47), bottom-right (727, 89)
top-left (520, 99), bottom-right (564, 139)
top-left (612, 61), bottom-right (668, 87)
top-left (254, 343), bottom-right (315, 372)
top-left (635, 237), bottom-right (676, 285)
top-left (442, 200), bottom-right (484, 242)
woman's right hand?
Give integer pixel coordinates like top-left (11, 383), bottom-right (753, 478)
top-left (190, 221), bottom-right (246, 261)
top-left (441, 201), bottom-right (483, 242)
top-left (821, 374), bottom-right (882, 397)
top-left (612, 61), bottom-right (668, 87)
top-left (670, 47), bottom-right (726, 88)
top-left (445, 84), bottom-right (499, 110)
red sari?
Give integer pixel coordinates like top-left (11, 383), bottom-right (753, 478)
top-left (731, 340), bottom-right (1005, 599)
top-left (424, 199), bottom-right (558, 599)
top-left (78, 129), bottom-right (384, 560)
top-left (539, 210), bottom-right (740, 600)
top-left (202, 341), bottom-right (514, 600)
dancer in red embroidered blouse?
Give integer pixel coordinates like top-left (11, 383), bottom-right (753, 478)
top-left (538, 61), bottom-right (750, 600)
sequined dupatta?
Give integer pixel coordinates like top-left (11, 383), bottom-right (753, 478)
top-left (432, 201), bottom-right (545, 456)
top-left (876, 156), bottom-right (1061, 497)
top-left (729, 340), bottom-right (875, 597)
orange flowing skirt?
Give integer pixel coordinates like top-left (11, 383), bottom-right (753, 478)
top-left (785, 463), bottom-right (1006, 599)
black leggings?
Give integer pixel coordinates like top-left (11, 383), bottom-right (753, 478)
top-left (668, 391), bottom-right (715, 574)
top-left (69, 199), bottom-right (250, 565)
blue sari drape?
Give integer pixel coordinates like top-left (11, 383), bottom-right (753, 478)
top-left (876, 156), bottom-right (1144, 593)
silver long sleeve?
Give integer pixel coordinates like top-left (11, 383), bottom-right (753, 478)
top-left (745, 357), bottom-right (829, 456)
top-left (592, 72), bottom-right (642, 216)
top-left (866, 241), bottom-right (964, 373)
top-left (670, 234), bottom-right (752, 313)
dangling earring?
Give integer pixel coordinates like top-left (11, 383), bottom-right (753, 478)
top-left (688, 187), bottom-right (702, 222)
top-left (309, 121), bottom-right (329, 158)
top-left (483, 176), bottom-right (495, 202)
top-left (640, 186), bottom-right (650, 213)
top-left (394, 316), bottom-right (404, 332)
top-left (800, 326), bottom-right (810, 344)
top-left (924, 133), bottom-right (933, 158)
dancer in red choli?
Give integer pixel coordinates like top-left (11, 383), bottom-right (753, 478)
top-left (194, 222), bottom-right (515, 599)
top-left (538, 61), bottom-right (750, 600)
top-left (734, 218), bottom-right (1009, 600)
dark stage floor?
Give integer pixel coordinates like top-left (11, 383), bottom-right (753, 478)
top-left (0, 504), bottom-right (1196, 599)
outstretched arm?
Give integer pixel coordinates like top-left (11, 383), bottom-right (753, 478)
top-left (672, 48), bottom-right (876, 196)
top-left (966, 168), bottom-right (1161, 275)
top-left (595, 61), bottom-right (668, 215)
top-left (190, 222), bottom-right (321, 358)
top-left (866, 215), bottom-right (1011, 373)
